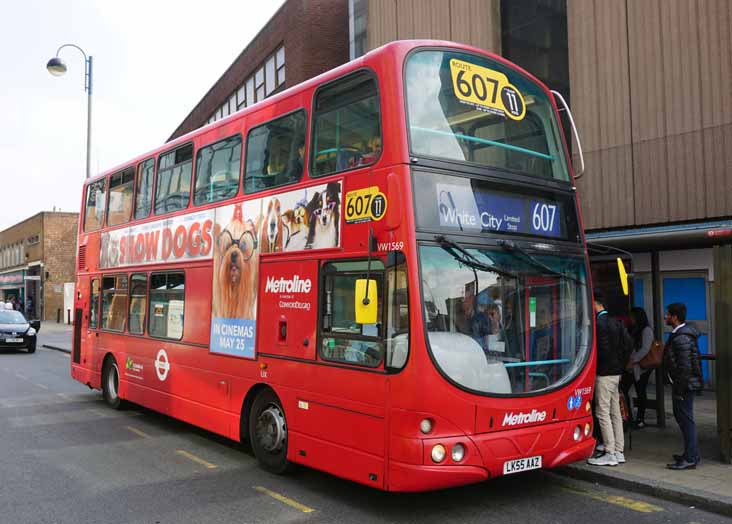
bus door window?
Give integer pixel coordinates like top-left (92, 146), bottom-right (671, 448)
top-left (134, 158), bottom-right (155, 219)
top-left (155, 144), bottom-right (193, 215)
top-left (525, 277), bottom-right (559, 390)
top-left (245, 110), bottom-right (306, 193)
top-left (128, 273), bottom-right (148, 335)
top-left (386, 251), bottom-right (409, 370)
top-left (194, 134), bottom-right (242, 205)
top-left (148, 272), bottom-right (185, 340)
top-left (311, 71), bottom-right (381, 176)
top-left (107, 167), bottom-right (135, 227)
top-left (101, 275), bottom-right (129, 332)
top-left (320, 260), bottom-right (385, 367)
top-left (89, 278), bottom-right (100, 329)
top-left (83, 178), bottom-right (107, 232)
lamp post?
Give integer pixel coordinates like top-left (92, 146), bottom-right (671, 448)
top-left (46, 44), bottom-right (93, 179)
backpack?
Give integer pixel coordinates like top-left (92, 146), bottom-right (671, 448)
top-left (610, 317), bottom-right (634, 370)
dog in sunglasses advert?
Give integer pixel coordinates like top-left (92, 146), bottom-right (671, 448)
top-left (306, 181), bottom-right (341, 250)
top-left (212, 203), bottom-right (260, 320)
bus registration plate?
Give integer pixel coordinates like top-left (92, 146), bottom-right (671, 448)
top-left (503, 455), bottom-right (542, 475)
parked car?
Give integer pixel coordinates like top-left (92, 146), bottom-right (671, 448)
top-left (0, 308), bottom-right (40, 353)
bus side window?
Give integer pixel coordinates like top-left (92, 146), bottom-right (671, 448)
top-left (320, 260), bottom-right (384, 367)
top-left (89, 278), bottom-right (100, 328)
top-left (155, 144), bottom-right (193, 215)
top-left (134, 158), bottom-right (155, 219)
top-left (312, 71), bottom-right (381, 177)
top-left (101, 275), bottom-right (128, 332)
top-left (194, 134), bottom-right (241, 205)
top-left (107, 167), bottom-right (135, 227)
top-left (128, 273), bottom-right (147, 335)
top-left (84, 178), bottom-right (107, 232)
top-left (244, 110), bottom-right (306, 193)
top-left (148, 272), bottom-right (185, 340)
top-left (386, 252), bottom-right (409, 370)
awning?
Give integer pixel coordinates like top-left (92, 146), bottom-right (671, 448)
top-left (586, 220), bottom-right (732, 252)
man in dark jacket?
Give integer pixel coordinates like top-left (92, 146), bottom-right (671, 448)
top-left (664, 302), bottom-right (703, 470)
top-left (587, 290), bottom-right (625, 466)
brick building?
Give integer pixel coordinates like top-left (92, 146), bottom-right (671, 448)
top-left (0, 212), bottom-right (79, 321)
top-left (169, 0), bottom-right (349, 140)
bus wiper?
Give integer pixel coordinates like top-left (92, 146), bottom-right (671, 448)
top-left (435, 236), bottom-right (517, 279)
top-left (496, 239), bottom-right (583, 285)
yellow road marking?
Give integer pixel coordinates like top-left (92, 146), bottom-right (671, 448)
top-left (125, 426), bottom-right (150, 438)
top-left (562, 486), bottom-right (664, 513)
top-left (254, 486), bottom-right (315, 513)
top-left (176, 449), bottom-right (218, 469)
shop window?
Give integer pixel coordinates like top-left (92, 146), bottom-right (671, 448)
top-left (107, 167), bottom-right (135, 226)
top-left (320, 260), bottom-right (385, 367)
top-left (312, 71), bottom-right (381, 176)
top-left (148, 272), bottom-right (185, 339)
top-left (90, 278), bottom-right (100, 328)
top-left (155, 144), bottom-right (193, 215)
top-left (101, 275), bottom-right (128, 332)
top-left (84, 178), bottom-right (107, 231)
top-left (194, 135), bottom-right (241, 205)
top-left (245, 110), bottom-right (306, 193)
top-left (128, 273), bottom-right (147, 335)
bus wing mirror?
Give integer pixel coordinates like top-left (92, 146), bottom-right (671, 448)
top-left (616, 257), bottom-right (629, 296)
top-left (355, 279), bottom-right (378, 325)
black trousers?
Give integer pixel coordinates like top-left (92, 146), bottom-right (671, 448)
top-left (620, 369), bottom-right (652, 422)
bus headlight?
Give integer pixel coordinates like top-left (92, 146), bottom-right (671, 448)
top-left (451, 443), bottom-right (465, 462)
top-left (431, 444), bottom-right (446, 463)
top-left (584, 423), bottom-right (591, 437)
top-left (419, 418), bottom-right (433, 434)
top-left (573, 426), bottom-right (582, 441)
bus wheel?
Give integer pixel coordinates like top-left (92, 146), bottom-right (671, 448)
top-left (102, 357), bottom-right (123, 410)
top-left (249, 389), bottom-right (291, 474)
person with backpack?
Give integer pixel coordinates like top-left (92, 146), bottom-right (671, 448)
top-left (621, 307), bottom-right (655, 428)
top-left (587, 289), bottom-right (627, 466)
top-left (664, 302), bottom-right (703, 470)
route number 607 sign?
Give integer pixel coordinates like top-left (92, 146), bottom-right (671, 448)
top-left (345, 186), bottom-right (388, 224)
top-left (449, 58), bottom-right (526, 121)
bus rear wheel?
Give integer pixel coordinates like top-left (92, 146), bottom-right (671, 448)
top-left (102, 357), bottom-right (123, 410)
top-left (249, 389), bottom-right (291, 474)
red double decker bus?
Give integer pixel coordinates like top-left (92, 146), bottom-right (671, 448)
top-left (72, 40), bottom-right (596, 491)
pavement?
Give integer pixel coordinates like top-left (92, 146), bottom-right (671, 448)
top-left (38, 322), bottom-right (732, 517)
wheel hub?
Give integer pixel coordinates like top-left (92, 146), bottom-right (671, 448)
top-left (255, 405), bottom-right (286, 453)
top-left (108, 363), bottom-right (119, 399)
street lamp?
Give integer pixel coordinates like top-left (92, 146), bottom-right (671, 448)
top-left (46, 44), bottom-right (93, 179)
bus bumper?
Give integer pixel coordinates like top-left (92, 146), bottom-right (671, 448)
top-left (387, 416), bottom-right (594, 492)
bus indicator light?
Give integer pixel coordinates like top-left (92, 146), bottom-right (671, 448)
top-left (419, 419), bottom-right (433, 434)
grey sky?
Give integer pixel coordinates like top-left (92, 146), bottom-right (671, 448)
top-left (1, 0), bottom-right (286, 231)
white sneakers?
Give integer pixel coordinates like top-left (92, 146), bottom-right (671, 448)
top-left (587, 451), bottom-right (625, 466)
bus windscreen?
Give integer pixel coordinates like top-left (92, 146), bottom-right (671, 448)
top-left (405, 49), bottom-right (570, 181)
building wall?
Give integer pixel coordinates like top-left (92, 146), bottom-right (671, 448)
top-left (568, 0), bottom-right (732, 230)
top-left (42, 213), bottom-right (79, 322)
top-left (170, 0), bottom-right (349, 140)
top-left (367, 0), bottom-right (502, 54)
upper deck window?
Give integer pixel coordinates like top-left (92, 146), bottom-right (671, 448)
top-left (107, 167), bottom-right (135, 227)
top-left (134, 158), bottom-right (154, 220)
top-left (155, 144), bottom-right (193, 215)
top-left (194, 135), bottom-right (241, 205)
top-left (245, 110), bottom-right (306, 193)
top-left (84, 178), bottom-right (107, 232)
top-left (312, 71), bottom-right (381, 177)
top-left (405, 50), bottom-right (570, 182)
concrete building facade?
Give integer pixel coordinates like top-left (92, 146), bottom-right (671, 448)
top-left (0, 212), bottom-right (79, 321)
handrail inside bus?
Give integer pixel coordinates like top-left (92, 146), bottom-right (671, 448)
top-left (503, 358), bottom-right (571, 368)
top-left (410, 126), bottom-right (555, 161)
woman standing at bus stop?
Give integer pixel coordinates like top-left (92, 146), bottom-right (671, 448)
top-left (621, 307), bottom-right (654, 428)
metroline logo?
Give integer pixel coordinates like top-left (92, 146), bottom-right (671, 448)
top-left (502, 409), bottom-right (547, 427)
top-left (265, 275), bottom-right (312, 294)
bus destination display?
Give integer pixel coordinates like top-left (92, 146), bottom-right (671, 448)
top-left (436, 183), bottom-right (562, 238)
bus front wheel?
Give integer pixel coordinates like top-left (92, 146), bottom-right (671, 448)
top-left (102, 357), bottom-right (123, 410)
top-left (249, 389), bottom-right (291, 474)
